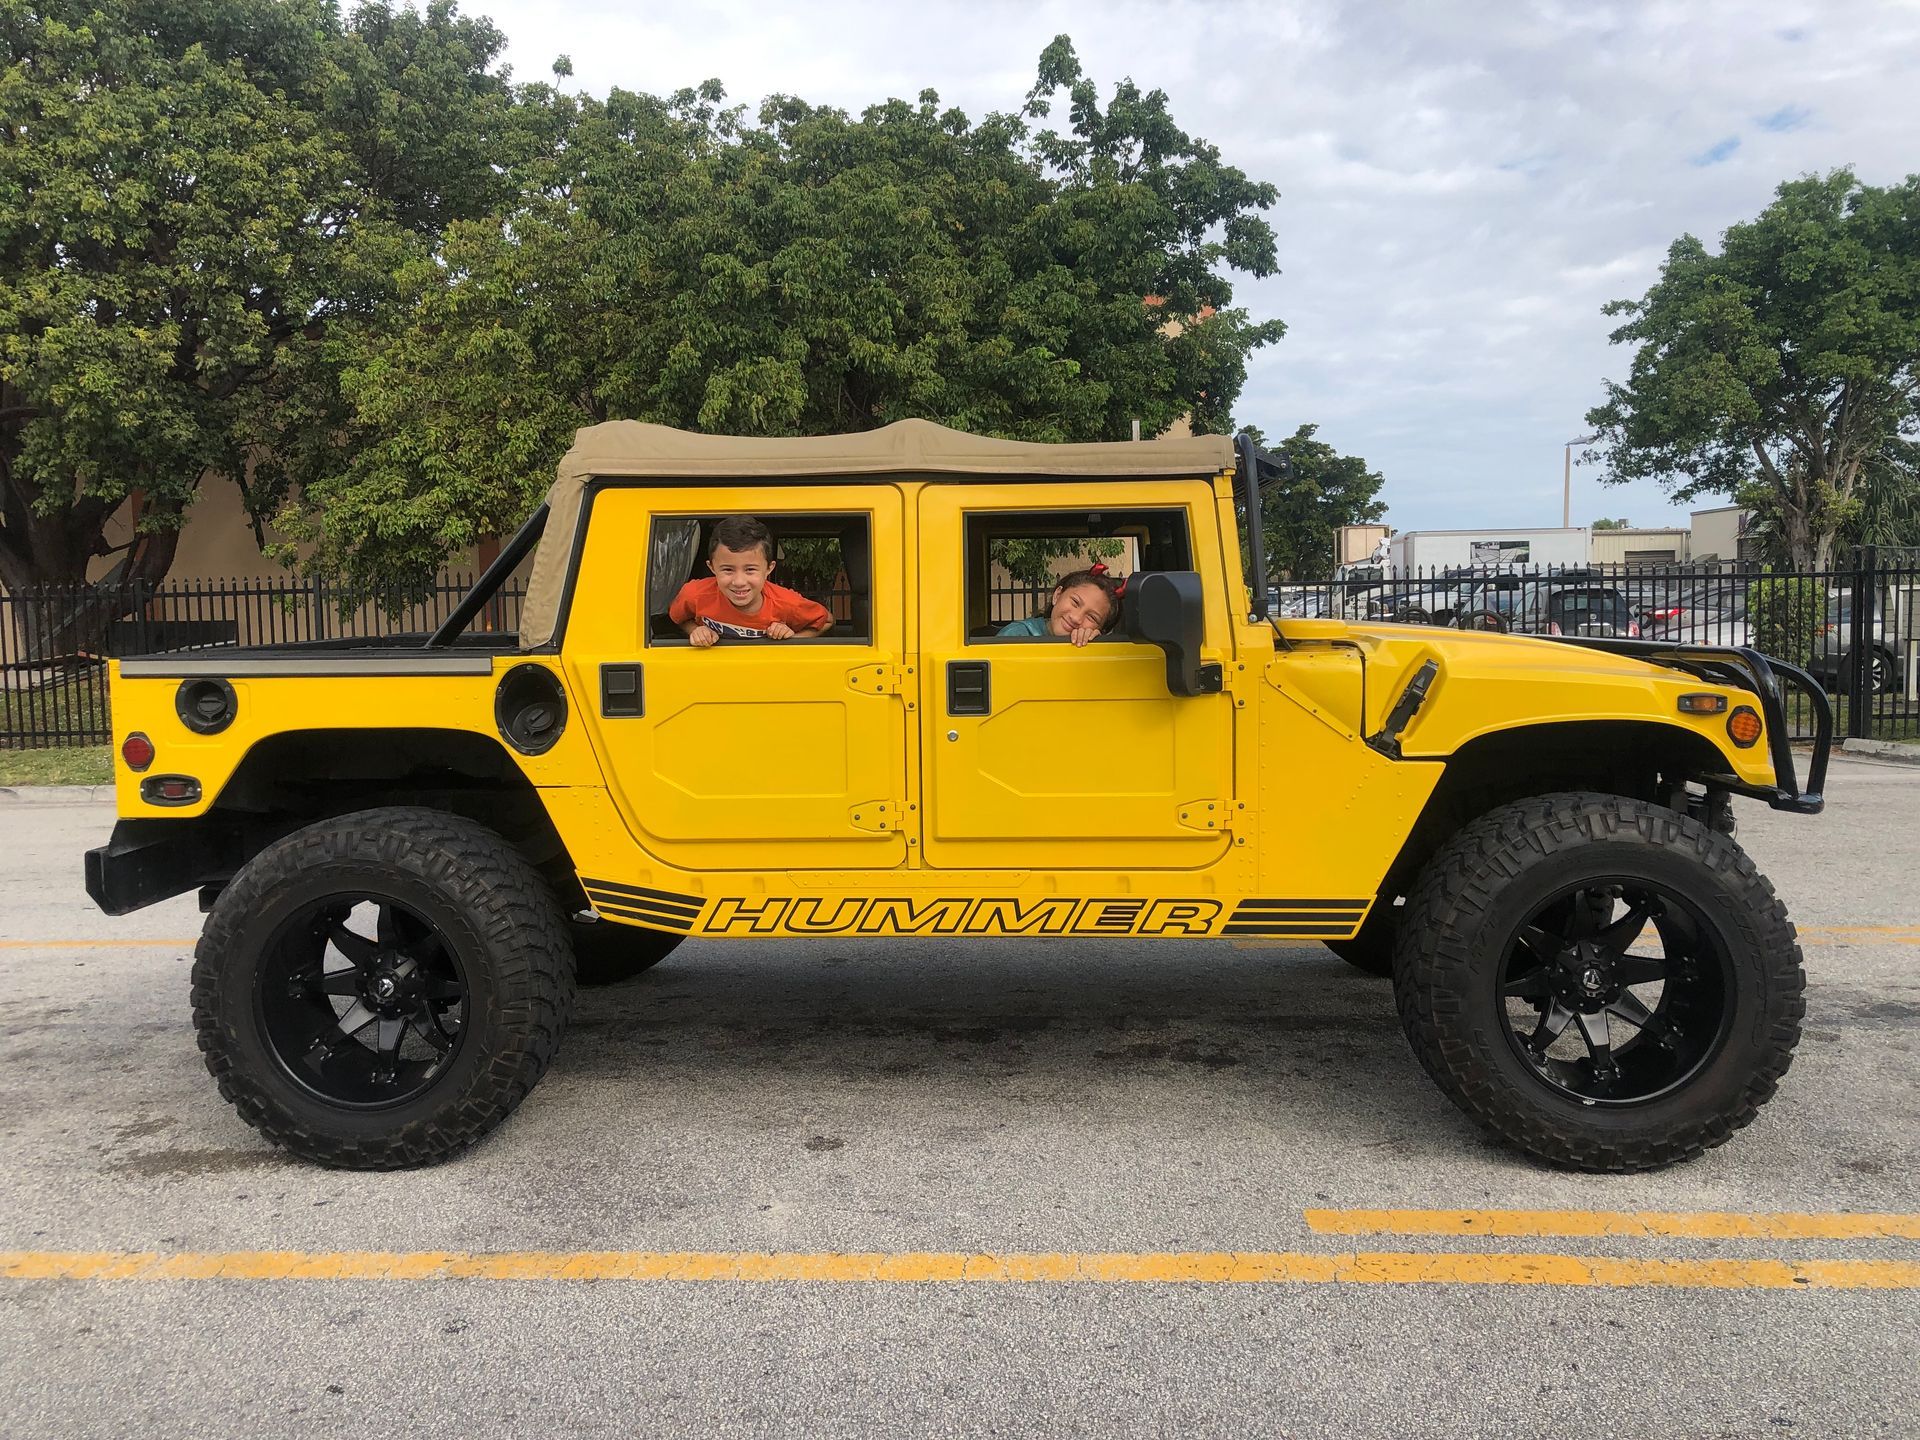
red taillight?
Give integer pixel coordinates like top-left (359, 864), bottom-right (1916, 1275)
top-left (1547, 621), bottom-right (1562, 635)
top-left (1628, 621), bottom-right (1641, 638)
top-left (1648, 606), bottom-right (1684, 622)
top-left (121, 733), bottom-right (155, 772)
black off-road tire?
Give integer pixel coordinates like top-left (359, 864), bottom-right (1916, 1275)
top-left (1325, 899), bottom-right (1399, 977)
top-left (1391, 792), bottom-right (1804, 1172)
top-left (569, 916), bottom-right (682, 986)
top-left (191, 807), bottom-right (576, 1169)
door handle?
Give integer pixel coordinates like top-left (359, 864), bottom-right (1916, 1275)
top-left (946, 660), bottom-right (990, 716)
top-left (600, 663), bottom-right (643, 717)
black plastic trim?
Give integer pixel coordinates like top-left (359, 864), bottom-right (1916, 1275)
top-left (86, 817), bottom-right (241, 915)
top-left (600, 664), bottom-right (643, 717)
top-left (175, 677), bottom-right (237, 734)
top-left (947, 661), bottom-right (990, 716)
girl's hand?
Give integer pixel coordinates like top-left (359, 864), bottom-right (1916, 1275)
top-left (1069, 624), bottom-right (1101, 647)
top-left (765, 620), bottom-right (796, 640)
top-left (689, 624), bottom-right (719, 648)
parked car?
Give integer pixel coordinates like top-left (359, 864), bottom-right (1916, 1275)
top-left (1807, 592), bottom-right (1905, 695)
top-left (1508, 578), bottom-right (1642, 639)
top-left (1641, 583), bottom-right (1752, 649)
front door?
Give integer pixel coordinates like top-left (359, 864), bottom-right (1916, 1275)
top-left (914, 483), bottom-right (1235, 873)
top-left (568, 484), bottom-right (910, 873)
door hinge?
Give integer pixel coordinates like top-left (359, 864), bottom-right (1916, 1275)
top-left (847, 663), bottom-right (903, 695)
top-left (1177, 798), bottom-right (1244, 832)
top-left (848, 799), bottom-right (901, 832)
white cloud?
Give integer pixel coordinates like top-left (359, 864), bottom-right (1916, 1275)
top-left (469, 0), bottom-right (1920, 531)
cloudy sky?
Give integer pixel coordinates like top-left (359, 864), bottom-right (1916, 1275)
top-left (469, 0), bottom-right (1918, 533)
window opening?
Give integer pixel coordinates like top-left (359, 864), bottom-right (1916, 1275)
top-left (647, 512), bottom-right (872, 645)
top-left (963, 508), bottom-right (1193, 642)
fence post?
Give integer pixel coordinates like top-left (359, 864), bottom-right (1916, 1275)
top-left (1847, 545), bottom-right (1875, 740)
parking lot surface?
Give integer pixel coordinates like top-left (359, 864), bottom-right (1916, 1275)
top-left (3, 755), bottom-right (1917, 1438)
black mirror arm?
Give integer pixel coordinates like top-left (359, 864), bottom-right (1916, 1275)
top-left (1235, 433), bottom-right (1294, 650)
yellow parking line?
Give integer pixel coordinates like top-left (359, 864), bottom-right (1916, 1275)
top-left (1305, 1210), bottom-right (1920, 1241)
top-left (0, 1249), bottom-right (1915, 1289)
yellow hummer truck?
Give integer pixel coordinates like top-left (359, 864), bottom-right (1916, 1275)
top-left (86, 421), bottom-right (1832, 1172)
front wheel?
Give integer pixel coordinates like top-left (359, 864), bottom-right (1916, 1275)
top-left (1392, 793), bottom-right (1803, 1171)
top-left (192, 807), bottom-right (576, 1169)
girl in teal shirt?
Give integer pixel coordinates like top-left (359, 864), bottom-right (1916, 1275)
top-left (998, 567), bottom-right (1121, 646)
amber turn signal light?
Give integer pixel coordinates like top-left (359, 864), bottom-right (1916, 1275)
top-left (1727, 707), bottom-right (1763, 747)
top-left (1676, 693), bottom-right (1728, 715)
top-left (120, 732), bottom-right (155, 772)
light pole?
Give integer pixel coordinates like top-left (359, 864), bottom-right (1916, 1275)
top-left (1564, 434), bottom-right (1599, 528)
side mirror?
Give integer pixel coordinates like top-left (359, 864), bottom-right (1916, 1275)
top-left (1122, 572), bottom-right (1222, 697)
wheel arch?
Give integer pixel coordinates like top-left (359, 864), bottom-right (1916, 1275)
top-left (91, 728), bottom-right (578, 915)
top-left (1375, 719), bottom-right (1732, 907)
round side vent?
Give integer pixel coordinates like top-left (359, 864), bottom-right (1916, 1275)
top-left (175, 677), bottom-right (237, 735)
top-left (495, 664), bottom-right (567, 756)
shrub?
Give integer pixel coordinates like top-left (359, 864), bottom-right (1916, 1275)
top-left (1745, 575), bottom-right (1825, 667)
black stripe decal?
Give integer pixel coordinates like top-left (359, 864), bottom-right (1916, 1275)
top-left (584, 892), bottom-right (703, 922)
top-left (1230, 910), bottom-right (1365, 922)
top-left (1234, 898), bottom-right (1369, 910)
top-left (581, 878), bottom-right (703, 910)
top-left (1222, 924), bottom-right (1356, 937)
top-left (579, 877), bottom-right (702, 905)
top-left (591, 902), bottom-right (695, 932)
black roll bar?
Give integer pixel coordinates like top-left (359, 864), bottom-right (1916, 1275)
top-left (424, 503), bottom-right (550, 649)
top-left (1234, 432), bottom-right (1280, 622)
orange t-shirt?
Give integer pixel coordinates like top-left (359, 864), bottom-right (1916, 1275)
top-left (668, 578), bottom-right (832, 638)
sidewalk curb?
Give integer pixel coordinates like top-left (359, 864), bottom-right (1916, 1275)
top-left (0, 785), bottom-right (117, 804)
top-left (1840, 738), bottom-right (1920, 766)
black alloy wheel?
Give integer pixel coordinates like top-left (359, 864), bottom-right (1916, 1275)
top-left (194, 807), bottom-right (574, 1169)
top-left (1392, 792), bottom-right (1804, 1171)
top-left (1496, 882), bottom-right (1731, 1107)
top-left (257, 896), bottom-right (470, 1108)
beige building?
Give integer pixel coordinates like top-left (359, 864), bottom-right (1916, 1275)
top-left (83, 477), bottom-right (489, 588)
top-left (1689, 504), bottom-right (1753, 562)
top-left (1590, 527), bottom-right (1690, 567)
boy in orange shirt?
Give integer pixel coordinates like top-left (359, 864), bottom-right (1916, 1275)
top-left (668, 516), bottom-right (834, 647)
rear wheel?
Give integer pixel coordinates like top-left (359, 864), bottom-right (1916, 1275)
top-left (1392, 793), bottom-right (1803, 1171)
top-left (192, 807), bottom-right (575, 1169)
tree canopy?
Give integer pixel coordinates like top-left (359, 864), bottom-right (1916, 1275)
top-left (0, 0), bottom-right (522, 590)
top-left (285, 35), bottom-right (1286, 601)
top-left (1585, 169), bottom-right (1920, 567)
top-left (1, 12), bottom-right (1286, 601)
top-left (1248, 424), bottom-right (1386, 582)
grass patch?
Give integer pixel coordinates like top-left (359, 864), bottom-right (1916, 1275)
top-left (0, 745), bottom-right (111, 786)
top-left (1, 666), bottom-right (110, 744)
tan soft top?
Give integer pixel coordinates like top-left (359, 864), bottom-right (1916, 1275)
top-left (519, 418), bottom-right (1235, 647)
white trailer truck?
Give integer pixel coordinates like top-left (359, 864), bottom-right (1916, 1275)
top-left (1335, 526), bottom-right (1591, 581)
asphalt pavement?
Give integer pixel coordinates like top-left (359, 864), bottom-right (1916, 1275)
top-left (2, 756), bottom-right (1916, 1438)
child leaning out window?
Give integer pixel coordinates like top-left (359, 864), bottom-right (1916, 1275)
top-left (997, 566), bottom-right (1121, 647)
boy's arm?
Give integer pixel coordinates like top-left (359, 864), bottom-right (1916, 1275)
top-left (668, 584), bottom-right (718, 645)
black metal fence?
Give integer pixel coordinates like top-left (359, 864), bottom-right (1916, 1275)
top-left (1277, 546), bottom-right (1920, 742)
top-left (2, 574), bottom-right (525, 749)
top-left (6, 552), bottom-right (1916, 748)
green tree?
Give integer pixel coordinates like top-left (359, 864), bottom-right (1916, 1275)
top-left (0, 0), bottom-right (519, 593)
top-left (1585, 169), bottom-right (1920, 568)
top-left (1591, 517), bottom-right (1630, 530)
top-left (1250, 424), bottom-right (1386, 582)
top-left (290, 36), bottom-right (1287, 602)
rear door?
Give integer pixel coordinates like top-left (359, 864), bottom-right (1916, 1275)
top-left (914, 482), bottom-right (1235, 872)
top-left (565, 484), bottom-right (910, 872)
